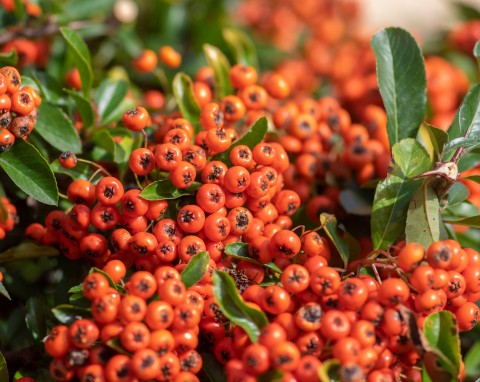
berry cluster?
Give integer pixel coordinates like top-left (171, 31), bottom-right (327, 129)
top-left (0, 66), bottom-right (42, 152)
top-left (0, 195), bottom-right (17, 240)
top-left (45, 266), bottom-right (206, 381)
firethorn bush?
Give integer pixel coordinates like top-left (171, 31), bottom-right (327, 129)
top-left (1, 0), bottom-right (480, 381)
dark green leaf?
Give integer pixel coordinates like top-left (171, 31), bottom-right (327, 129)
top-left (458, 153), bottom-right (480, 172)
top-left (0, 241), bottom-right (59, 263)
top-left (65, 89), bottom-right (95, 128)
top-left (445, 83), bottom-right (480, 145)
top-left (455, 2), bottom-right (480, 20)
top-left (0, 351), bottom-right (8, 382)
top-left (0, 49), bottom-right (18, 66)
top-left (463, 174), bottom-right (480, 184)
top-left (320, 213), bottom-right (351, 267)
top-left (0, 283), bottom-right (10, 300)
top-left (421, 311), bottom-right (461, 378)
top-left (35, 102), bottom-right (82, 153)
top-left (474, 41), bottom-right (480, 70)
top-left (224, 242), bottom-right (282, 273)
top-left (447, 182), bottom-right (470, 206)
top-left (212, 117), bottom-right (268, 167)
top-left (172, 73), bottom-right (201, 129)
top-left (50, 159), bottom-right (91, 180)
top-left (0, 140), bottom-right (59, 206)
top-left (423, 123), bottom-right (448, 161)
top-left (181, 251), bottom-right (210, 288)
top-left (203, 44), bottom-right (233, 99)
top-left (213, 271), bottom-right (268, 342)
top-left (339, 189), bottom-right (372, 216)
top-left (106, 339), bottom-right (130, 355)
top-left (258, 370), bottom-right (283, 382)
top-left (443, 215), bottom-right (480, 228)
top-left (140, 179), bottom-right (201, 200)
top-left (202, 353), bottom-right (227, 382)
top-left (223, 28), bottom-right (259, 68)
top-left (92, 128), bottom-right (116, 158)
top-left (31, 71), bottom-right (65, 104)
top-left (68, 283), bottom-right (83, 295)
top-left (90, 267), bottom-right (120, 291)
top-left (96, 79), bottom-right (129, 124)
top-left (52, 304), bottom-right (90, 325)
top-left (371, 139), bottom-right (431, 250)
top-left (25, 297), bottom-right (47, 341)
top-left (464, 341), bottom-right (480, 380)
top-left (318, 359), bottom-right (340, 382)
top-left (60, 27), bottom-right (93, 97)
top-left (371, 28), bottom-right (426, 148)
top-left (406, 182), bottom-right (447, 249)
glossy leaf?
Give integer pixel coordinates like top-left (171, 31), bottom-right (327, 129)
top-left (52, 304), bottom-right (90, 325)
top-left (0, 140), bottom-right (59, 206)
top-left (50, 159), bottom-right (91, 180)
top-left (65, 89), bottom-right (95, 128)
top-left (0, 49), bottom-right (18, 66)
top-left (406, 182), bottom-right (447, 249)
top-left (464, 341), bottom-right (480, 380)
top-left (92, 129), bottom-right (116, 159)
top-left (423, 123), bottom-right (448, 161)
top-left (25, 297), bottom-right (47, 341)
top-left (0, 283), bottom-right (11, 300)
top-left (421, 311), bottom-right (461, 378)
top-left (320, 213), bottom-right (353, 267)
top-left (60, 27), bottom-right (93, 97)
top-left (318, 359), bottom-right (340, 382)
top-left (339, 189), bottom-right (372, 216)
top-left (474, 41), bottom-right (480, 70)
top-left (463, 174), bottom-right (480, 184)
top-left (371, 28), bottom-right (426, 148)
top-left (446, 83), bottom-right (480, 146)
top-left (140, 179), bottom-right (201, 200)
top-left (35, 102), bottom-right (82, 153)
top-left (224, 242), bottom-right (282, 273)
top-left (443, 215), bottom-right (480, 228)
top-left (447, 182), bottom-right (470, 206)
top-left (203, 44), bottom-right (233, 99)
top-left (181, 251), bottom-right (210, 288)
top-left (172, 73), bottom-right (201, 128)
top-left (0, 352), bottom-right (7, 382)
top-left (213, 271), bottom-right (268, 342)
top-left (106, 339), bottom-right (130, 355)
top-left (223, 28), bottom-right (259, 68)
top-left (202, 353), bottom-right (227, 382)
top-left (371, 139), bottom-right (431, 250)
top-left (0, 241), bottom-right (59, 263)
top-left (212, 117), bottom-right (268, 167)
top-left (96, 79), bottom-right (129, 124)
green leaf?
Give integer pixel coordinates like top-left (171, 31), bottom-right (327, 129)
top-left (423, 123), bottom-right (448, 161)
top-left (371, 138), bottom-right (431, 250)
top-left (90, 267), bottom-right (120, 291)
top-left (320, 213), bottom-right (352, 267)
top-left (0, 241), bottom-right (59, 263)
top-left (35, 102), bottom-right (82, 153)
top-left (464, 340), bottom-right (480, 380)
top-left (0, 140), bottom-right (59, 206)
top-left (140, 179), bottom-right (201, 201)
top-left (106, 338), bottom-right (130, 355)
top-left (201, 353), bottom-right (227, 382)
top-left (406, 182), bottom-right (447, 249)
top-left (60, 27), bottom-right (93, 98)
top-left (96, 79), bottom-right (129, 124)
top-left (212, 117), bottom-right (268, 167)
top-left (338, 189), bottom-right (372, 216)
top-left (223, 28), bottom-right (259, 68)
top-left (0, 283), bottom-right (10, 300)
top-left (445, 83), bottom-right (480, 147)
top-left (371, 27), bottom-right (426, 148)
top-left (25, 297), bottom-right (47, 341)
top-left (52, 304), bottom-right (90, 325)
top-left (318, 359), bottom-right (340, 382)
top-left (447, 182), bottom-right (470, 206)
top-left (0, 50), bottom-right (18, 66)
top-left (181, 251), bottom-right (210, 288)
top-left (172, 73), bottom-right (201, 129)
top-left (455, 2), bottom-right (480, 20)
top-left (443, 215), bottom-right (480, 228)
top-left (0, 351), bottom-right (8, 382)
top-left (50, 159), bottom-right (91, 180)
top-left (203, 44), bottom-right (233, 99)
top-left (213, 271), bottom-right (268, 342)
top-left (65, 89), bottom-right (95, 128)
top-left (474, 41), bottom-right (480, 70)
top-left (224, 242), bottom-right (282, 273)
top-left (463, 174), bottom-right (480, 184)
top-left (421, 311), bottom-right (461, 378)
top-left (92, 128), bottom-right (116, 158)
